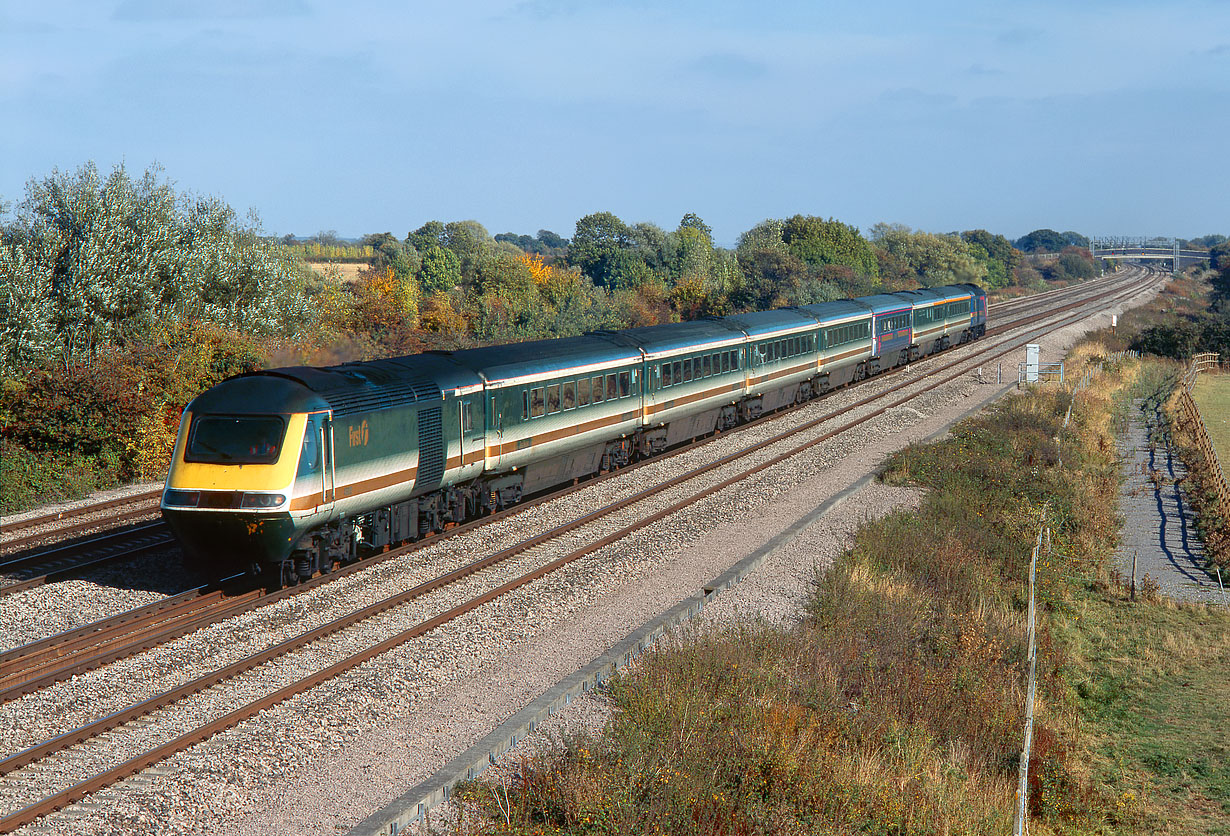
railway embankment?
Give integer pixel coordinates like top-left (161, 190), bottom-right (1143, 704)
top-left (442, 347), bottom-right (1230, 835)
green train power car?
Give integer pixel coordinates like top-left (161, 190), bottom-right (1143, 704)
top-left (161, 284), bottom-right (986, 586)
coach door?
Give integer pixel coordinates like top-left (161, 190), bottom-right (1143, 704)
top-left (295, 412), bottom-right (335, 518)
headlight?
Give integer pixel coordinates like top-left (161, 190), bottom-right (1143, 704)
top-left (163, 489), bottom-right (200, 507)
top-left (241, 493), bottom-right (286, 509)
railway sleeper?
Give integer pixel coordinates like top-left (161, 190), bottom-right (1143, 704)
top-left (271, 325), bottom-right (984, 587)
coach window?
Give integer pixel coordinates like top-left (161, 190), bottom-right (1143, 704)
top-left (530, 387), bottom-right (545, 418)
top-left (619, 371), bottom-right (631, 397)
top-left (661, 362), bottom-right (672, 387)
top-left (683, 358), bottom-right (692, 382)
top-left (578, 377), bottom-right (591, 405)
top-left (562, 381), bottom-right (575, 410)
top-left (546, 384), bottom-right (561, 414)
top-left (701, 354), bottom-right (710, 377)
top-left (591, 376), bottom-right (604, 403)
top-left (606, 373), bottom-right (618, 400)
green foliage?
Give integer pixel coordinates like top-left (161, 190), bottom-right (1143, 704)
top-left (0, 161), bottom-right (310, 376)
top-left (568, 211), bottom-right (635, 287)
top-left (361, 232), bottom-right (419, 281)
top-left (418, 244), bottom-right (462, 295)
top-left (0, 322), bottom-right (268, 505)
top-left (281, 241), bottom-right (374, 262)
top-left (1015, 229), bottom-right (1090, 253)
top-left (781, 214), bottom-right (879, 278)
top-left (870, 223), bottom-right (987, 287)
top-left (0, 438), bottom-right (113, 514)
top-left (961, 229), bottom-right (1021, 290)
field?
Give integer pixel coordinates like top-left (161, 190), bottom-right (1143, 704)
top-left (304, 259), bottom-right (367, 284)
top-left (1192, 373), bottom-right (1230, 465)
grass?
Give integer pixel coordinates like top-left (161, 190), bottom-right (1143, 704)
top-left (447, 355), bottom-right (1149, 834)
top-left (1059, 582), bottom-right (1230, 834)
top-left (1192, 374), bottom-right (1230, 466)
top-left (440, 272), bottom-right (1230, 835)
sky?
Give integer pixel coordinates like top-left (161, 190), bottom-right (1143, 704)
top-left (2, 0), bottom-right (1228, 248)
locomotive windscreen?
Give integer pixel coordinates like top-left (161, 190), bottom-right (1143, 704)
top-left (186, 415), bottom-right (287, 465)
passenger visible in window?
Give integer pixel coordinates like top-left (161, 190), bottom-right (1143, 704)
top-left (547, 384), bottom-right (561, 414)
top-left (562, 382), bottom-right (575, 410)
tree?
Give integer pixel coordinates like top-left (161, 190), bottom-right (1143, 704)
top-left (407, 221), bottom-right (447, 254)
top-left (537, 229), bottom-right (568, 249)
top-left (568, 211), bottom-right (634, 287)
top-left (419, 245), bottom-right (462, 295)
top-left (1015, 229), bottom-right (1089, 253)
top-left (869, 226), bottom-right (986, 287)
top-left (961, 229), bottom-right (1021, 290)
top-left (362, 232), bottom-right (419, 282)
top-left (0, 161), bottom-right (309, 376)
top-left (781, 215), bottom-right (879, 278)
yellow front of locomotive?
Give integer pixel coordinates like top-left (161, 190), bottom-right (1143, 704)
top-left (160, 374), bottom-right (333, 577)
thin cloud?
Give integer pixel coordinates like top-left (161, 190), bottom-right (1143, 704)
top-left (112, 0), bottom-right (309, 22)
top-left (997, 26), bottom-right (1045, 46)
top-left (965, 63), bottom-right (1005, 77)
top-left (688, 52), bottom-right (769, 82)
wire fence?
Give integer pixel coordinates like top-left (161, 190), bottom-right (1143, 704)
top-left (1014, 508), bottom-right (1049, 836)
top-left (1070, 349), bottom-right (1141, 393)
top-left (1174, 352), bottom-right (1230, 516)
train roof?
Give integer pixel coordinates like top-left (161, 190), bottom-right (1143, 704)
top-left (600, 320), bottom-right (744, 359)
top-left (252, 353), bottom-right (474, 417)
top-left (188, 374), bottom-right (332, 416)
top-left (720, 307), bottom-right (822, 339)
top-left (792, 299), bottom-right (872, 325)
top-left (853, 293), bottom-right (913, 315)
top-left (442, 334), bottom-right (642, 386)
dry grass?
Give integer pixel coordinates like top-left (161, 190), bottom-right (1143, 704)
top-left (305, 259), bottom-right (366, 284)
top-left (450, 352), bottom-right (1229, 835)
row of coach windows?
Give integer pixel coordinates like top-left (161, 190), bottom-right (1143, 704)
top-left (754, 334), bottom-right (814, 365)
top-left (878, 313), bottom-right (910, 334)
top-left (661, 349), bottom-right (741, 388)
top-left (824, 321), bottom-right (870, 349)
top-left (524, 371), bottom-right (633, 419)
top-left (915, 300), bottom-right (970, 326)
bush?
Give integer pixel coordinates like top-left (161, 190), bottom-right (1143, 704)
top-left (0, 438), bottom-right (113, 514)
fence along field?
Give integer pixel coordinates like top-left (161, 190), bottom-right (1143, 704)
top-left (1176, 353), bottom-right (1230, 521)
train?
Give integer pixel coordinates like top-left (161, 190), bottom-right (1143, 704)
top-left (161, 283), bottom-right (987, 586)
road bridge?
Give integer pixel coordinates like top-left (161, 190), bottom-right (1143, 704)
top-left (1090, 238), bottom-right (1210, 271)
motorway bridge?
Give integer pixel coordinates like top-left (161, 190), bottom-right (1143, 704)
top-left (1090, 238), bottom-right (1211, 270)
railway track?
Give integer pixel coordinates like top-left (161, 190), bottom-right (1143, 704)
top-left (0, 267), bottom-right (1161, 833)
top-left (0, 269), bottom-right (1147, 698)
top-left (0, 271), bottom-right (1130, 605)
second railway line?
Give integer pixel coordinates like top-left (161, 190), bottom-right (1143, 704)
top-left (0, 267), bottom-right (1163, 834)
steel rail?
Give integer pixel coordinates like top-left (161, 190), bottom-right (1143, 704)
top-left (0, 268), bottom-right (1148, 703)
top-left (0, 269), bottom-right (1160, 833)
top-left (0, 489), bottom-right (162, 538)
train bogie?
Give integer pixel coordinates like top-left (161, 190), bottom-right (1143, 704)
top-left (161, 284), bottom-right (989, 587)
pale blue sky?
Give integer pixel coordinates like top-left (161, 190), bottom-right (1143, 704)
top-left (2, 1), bottom-right (1227, 246)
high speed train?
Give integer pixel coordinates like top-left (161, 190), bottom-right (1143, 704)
top-left (161, 283), bottom-right (986, 585)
